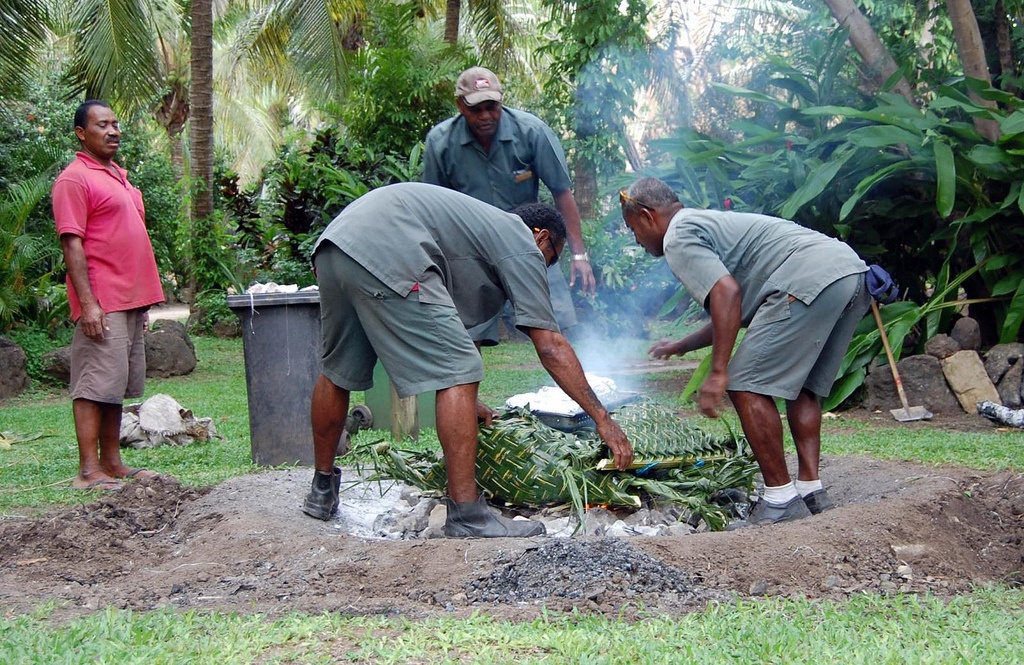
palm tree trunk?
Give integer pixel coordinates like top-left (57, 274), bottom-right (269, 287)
top-left (995, 1), bottom-right (1017, 95)
top-left (189, 0), bottom-right (215, 296)
top-left (947, 0), bottom-right (1002, 142)
top-left (820, 0), bottom-right (915, 104)
top-left (444, 0), bottom-right (460, 45)
top-left (572, 155), bottom-right (597, 222)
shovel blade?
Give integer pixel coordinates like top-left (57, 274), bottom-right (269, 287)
top-left (890, 405), bottom-right (933, 422)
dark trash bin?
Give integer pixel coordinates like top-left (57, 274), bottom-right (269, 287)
top-left (227, 291), bottom-right (321, 466)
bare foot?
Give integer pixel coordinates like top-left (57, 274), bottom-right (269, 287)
top-left (72, 474), bottom-right (123, 491)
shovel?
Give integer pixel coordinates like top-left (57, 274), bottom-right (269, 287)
top-left (870, 300), bottom-right (933, 422)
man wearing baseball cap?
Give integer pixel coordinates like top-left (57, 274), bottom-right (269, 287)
top-left (423, 66), bottom-right (595, 345)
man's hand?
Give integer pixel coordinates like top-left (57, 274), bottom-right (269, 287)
top-left (596, 418), bottom-right (634, 470)
top-left (569, 259), bottom-right (597, 297)
top-left (648, 338), bottom-right (686, 360)
top-left (699, 370), bottom-right (730, 418)
top-left (475, 400), bottom-right (496, 426)
top-left (79, 302), bottom-right (108, 341)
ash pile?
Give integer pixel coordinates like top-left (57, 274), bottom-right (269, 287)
top-left (466, 539), bottom-right (707, 605)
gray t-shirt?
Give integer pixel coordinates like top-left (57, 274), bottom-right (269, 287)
top-left (664, 208), bottom-right (867, 328)
top-left (423, 107), bottom-right (573, 211)
top-left (314, 182), bottom-right (559, 333)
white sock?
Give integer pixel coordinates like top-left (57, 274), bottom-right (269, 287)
top-left (762, 482), bottom-right (798, 505)
top-left (794, 479), bottom-right (823, 497)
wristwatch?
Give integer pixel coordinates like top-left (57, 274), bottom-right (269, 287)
top-left (571, 253), bottom-right (589, 262)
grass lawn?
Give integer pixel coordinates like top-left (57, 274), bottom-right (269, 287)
top-left (1, 335), bottom-right (1022, 662)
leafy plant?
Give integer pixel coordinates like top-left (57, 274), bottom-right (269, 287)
top-left (0, 170), bottom-right (64, 333)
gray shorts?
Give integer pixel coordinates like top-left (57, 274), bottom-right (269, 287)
top-left (315, 243), bottom-right (484, 398)
top-left (729, 272), bottom-right (870, 400)
top-left (70, 309), bottom-right (147, 404)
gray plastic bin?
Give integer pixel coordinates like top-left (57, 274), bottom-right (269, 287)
top-left (227, 291), bottom-right (321, 466)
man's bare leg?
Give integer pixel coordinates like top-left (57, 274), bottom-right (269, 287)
top-left (310, 374), bottom-right (350, 473)
top-left (303, 373), bottom-right (349, 520)
top-left (435, 382), bottom-right (481, 503)
top-left (728, 390), bottom-right (790, 487)
top-left (72, 398), bottom-right (123, 487)
top-left (786, 388), bottom-right (823, 482)
top-left (436, 381), bottom-right (545, 537)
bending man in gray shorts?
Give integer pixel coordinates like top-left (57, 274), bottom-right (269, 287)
top-left (304, 183), bottom-right (633, 537)
top-left (619, 177), bottom-right (869, 527)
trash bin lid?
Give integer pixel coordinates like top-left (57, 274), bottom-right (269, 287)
top-left (226, 291), bottom-right (321, 310)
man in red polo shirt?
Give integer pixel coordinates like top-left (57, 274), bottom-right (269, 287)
top-left (52, 100), bottom-right (165, 491)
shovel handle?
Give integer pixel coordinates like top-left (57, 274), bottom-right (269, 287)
top-left (870, 300), bottom-right (913, 412)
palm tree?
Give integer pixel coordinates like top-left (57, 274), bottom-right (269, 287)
top-left (191, 0), bottom-right (215, 226)
top-left (0, 0), bottom-right (49, 98)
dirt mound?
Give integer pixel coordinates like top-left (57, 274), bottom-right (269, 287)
top-left (0, 458), bottom-right (1021, 622)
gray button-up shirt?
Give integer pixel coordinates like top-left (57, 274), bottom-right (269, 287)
top-left (423, 107), bottom-right (573, 211)
top-left (314, 183), bottom-right (559, 333)
top-left (664, 208), bottom-right (867, 328)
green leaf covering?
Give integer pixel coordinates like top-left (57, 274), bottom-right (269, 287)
top-left (364, 400), bottom-right (758, 531)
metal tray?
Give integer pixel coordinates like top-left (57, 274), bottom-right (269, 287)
top-left (529, 391), bottom-right (640, 432)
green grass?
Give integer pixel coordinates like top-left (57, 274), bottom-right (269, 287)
top-left (2, 588), bottom-right (1022, 663)
top-left (3, 336), bottom-right (1021, 513)
top-left (3, 332), bottom-right (1024, 662)
top-left (821, 416), bottom-right (1024, 471)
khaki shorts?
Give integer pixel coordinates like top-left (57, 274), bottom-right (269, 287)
top-left (314, 243), bottom-right (484, 398)
top-left (728, 272), bottom-right (870, 400)
top-left (70, 309), bottom-right (147, 404)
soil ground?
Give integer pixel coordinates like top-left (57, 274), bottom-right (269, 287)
top-left (2, 402), bottom-right (1022, 624)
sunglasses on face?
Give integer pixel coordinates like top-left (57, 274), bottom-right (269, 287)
top-left (619, 189), bottom-right (654, 210)
top-left (533, 227), bottom-right (560, 266)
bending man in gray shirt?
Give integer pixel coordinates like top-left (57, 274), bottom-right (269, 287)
top-left (620, 177), bottom-right (869, 528)
top-left (304, 183), bottom-right (633, 537)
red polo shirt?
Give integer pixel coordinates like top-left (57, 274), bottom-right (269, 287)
top-left (52, 152), bottom-right (164, 321)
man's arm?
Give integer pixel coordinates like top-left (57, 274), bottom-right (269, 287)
top-left (60, 233), bottom-right (106, 341)
top-left (552, 189), bottom-right (596, 297)
top-left (699, 275), bottom-right (742, 418)
top-left (648, 321), bottom-right (714, 359)
top-left (526, 327), bottom-right (633, 469)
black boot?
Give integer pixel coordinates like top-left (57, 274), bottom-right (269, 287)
top-left (443, 495), bottom-right (545, 538)
top-left (302, 466), bottom-right (341, 520)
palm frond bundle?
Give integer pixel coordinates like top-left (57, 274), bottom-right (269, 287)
top-left (364, 400), bottom-right (758, 530)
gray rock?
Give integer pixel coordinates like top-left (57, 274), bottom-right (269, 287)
top-left (41, 345), bottom-right (71, 384)
top-left (923, 334), bottom-right (960, 359)
top-left (984, 343), bottom-right (1024, 384)
top-left (950, 316), bottom-right (981, 351)
top-left (581, 507), bottom-right (617, 537)
top-left (623, 508), bottom-right (651, 526)
top-left (145, 321), bottom-right (197, 378)
top-left (0, 337), bottom-right (29, 399)
top-left (996, 362), bottom-right (1023, 408)
top-left (863, 355), bottom-right (960, 414)
top-left (212, 319), bottom-right (242, 338)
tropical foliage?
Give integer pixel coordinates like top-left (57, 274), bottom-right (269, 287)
top-left (2, 0), bottom-right (1023, 394)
